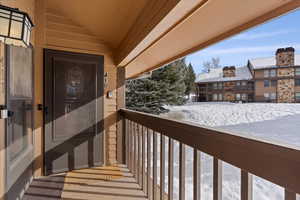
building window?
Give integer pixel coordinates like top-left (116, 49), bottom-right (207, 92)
top-left (264, 93), bottom-right (270, 100)
top-left (296, 68), bottom-right (300, 76)
top-left (236, 93), bottom-right (241, 100)
top-left (264, 70), bottom-right (269, 78)
top-left (264, 80), bottom-right (270, 87)
top-left (270, 69), bottom-right (276, 77)
top-left (296, 92), bottom-right (300, 101)
top-left (213, 94), bottom-right (218, 101)
top-left (264, 69), bottom-right (276, 77)
top-left (271, 80), bottom-right (277, 87)
top-left (213, 83), bottom-right (218, 89)
top-left (236, 81), bottom-right (241, 86)
top-left (218, 83), bottom-right (223, 89)
top-left (295, 79), bottom-right (300, 86)
top-left (218, 93), bottom-right (223, 101)
top-left (241, 94), bottom-right (247, 101)
top-left (270, 93), bottom-right (276, 100)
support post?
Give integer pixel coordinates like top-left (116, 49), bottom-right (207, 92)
top-left (117, 67), bottom-right (126, 164)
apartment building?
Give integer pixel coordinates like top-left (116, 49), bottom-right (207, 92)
top-left (248, 47), bottom-right (300, 103)
top-left (195, 66), bottom-right (254, 102)
top-left (195, 47), bottom-right (300, 103)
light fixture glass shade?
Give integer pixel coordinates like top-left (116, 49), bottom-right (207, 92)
top-left (0, 5), bottom-right (34, 47)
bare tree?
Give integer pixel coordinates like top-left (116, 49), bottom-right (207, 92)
top-left (202, 57), bottom-right (221, 73)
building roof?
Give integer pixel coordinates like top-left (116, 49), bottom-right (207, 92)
top-left (195, 66), bottom-right (253, 83)
top-left (248, 54), bottom-right (300, 69)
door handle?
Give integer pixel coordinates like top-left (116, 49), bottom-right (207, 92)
top-left (37, 104), bottom-right (48, 115)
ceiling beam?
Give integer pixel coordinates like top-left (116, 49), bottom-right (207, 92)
top-left (123, 0), bottom-right (300, 78)
top-left (115, 0), bottom-right (203, 66)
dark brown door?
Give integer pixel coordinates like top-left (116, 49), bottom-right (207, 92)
top-left (44, 49), bottom-right (104, 175)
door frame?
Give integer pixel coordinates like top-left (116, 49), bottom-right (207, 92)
top-left (43, 49), bottom-right (105, 175)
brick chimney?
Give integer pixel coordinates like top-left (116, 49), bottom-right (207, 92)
top-left (223, 66), bottom-right (236, 77)
top-left (276, 47), bottom-right (295, 66)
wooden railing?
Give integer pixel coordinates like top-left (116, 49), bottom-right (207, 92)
top-left (120, 109), bottom-right (300, 200)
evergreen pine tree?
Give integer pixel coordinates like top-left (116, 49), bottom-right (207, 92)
top-left (126, 58), bottom-right (190, 115)
top-left (126, 78), bottom-right (167, 114)
top-left (184, 63), bottom-right (196, 99)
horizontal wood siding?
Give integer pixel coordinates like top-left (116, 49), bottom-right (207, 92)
top-left (33, 0), bottom-right (118, 178)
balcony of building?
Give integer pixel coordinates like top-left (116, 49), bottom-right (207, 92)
top-left (0, 0), bottom-right (300, 200)
top-left (22, 108), bottom-right (300, 200)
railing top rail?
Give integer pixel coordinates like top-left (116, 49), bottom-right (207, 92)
top-left (120, 108), bottom-right (300, 194)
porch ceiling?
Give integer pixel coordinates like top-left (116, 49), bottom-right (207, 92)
top-left (45, 0), bottom-right (300, 78)
top-left (46, 0), bottom-right (148, 49)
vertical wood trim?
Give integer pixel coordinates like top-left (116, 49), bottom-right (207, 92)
top-left (33, 0), bottom-right (46, 178)
top-left (241, 171), bottom-right (253, 200)
top-left (133, 122), bottom-right (136, 177)
top-left (128, 120), bottom-right (132, 171)
top-left (213, 158), bottom-right (222, 200)
top-left (0, 43), bottom-right (6, 200)
top-left (153, 132), bottom-right (158, 200)
top-left (179, 143), bottom-right (186, 200)
top-left (125, 119), bottom-right (128, 166)
top-left (194, 149), bottom-right (201, 200)
top-left (160, 135), bottom-right (165, 200)
top-left (147, 128), bottom-right (152, 199)
top-left (117, 67), bottom-right (125, 164)
top-left (168, 139), bottom-right (174, 200)
top-left (142, 126), bottom-right (146, 191)
top-left (285, 189), bottom-right (296, 200)
top-left (137, 125), bottom-right (141, 185)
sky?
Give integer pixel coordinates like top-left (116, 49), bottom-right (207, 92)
top-left (186, 8), bottom-right (300, 74)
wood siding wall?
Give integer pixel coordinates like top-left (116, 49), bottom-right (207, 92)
top-left (0, 0), bottom-right (119, 188)
top-left (255, 80), bottom-right (276, 99)
top-left (33, 1), bottom-right (118, 176)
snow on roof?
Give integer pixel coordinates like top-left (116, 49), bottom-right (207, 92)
top-left (195, 66), bottom-right (252, 83)
top-left (249, 54), bottom-right (300, 69)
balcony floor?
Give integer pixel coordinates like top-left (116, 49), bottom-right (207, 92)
top-left (23, 165), bottom-right (148, 200)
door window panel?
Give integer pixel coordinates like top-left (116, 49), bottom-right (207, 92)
top-left (7, 46), bottom-right (33, 161)
top-left (53, 59), bottom-right (96, 139)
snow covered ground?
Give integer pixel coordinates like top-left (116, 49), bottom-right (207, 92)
top-left (161, 102), bottom-right (300, 200)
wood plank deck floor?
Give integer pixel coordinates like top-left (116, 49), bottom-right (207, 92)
top-left (23, 166), bottom-right (148, 200)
